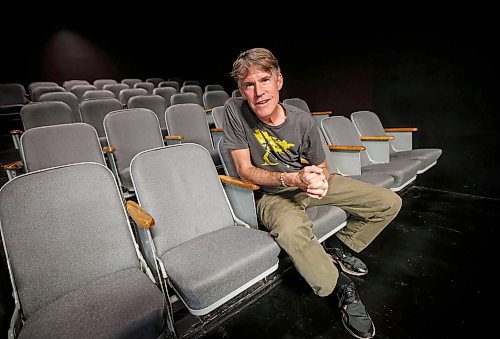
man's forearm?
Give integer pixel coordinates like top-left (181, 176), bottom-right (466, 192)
top-left (238, 166), bottom-right (314, 190)
top-left (239, 166), bottom-right (283, 187)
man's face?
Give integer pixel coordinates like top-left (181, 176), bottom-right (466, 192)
top-left (239, 66), bottom-right (283, 121)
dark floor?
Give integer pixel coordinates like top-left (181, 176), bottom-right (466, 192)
top-left (0, 169), bottom-right (498, 338)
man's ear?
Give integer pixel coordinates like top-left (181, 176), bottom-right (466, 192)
top-left (238, 84), bottom-right (246, 99)
top-left (277, 73), bottom-right (283, 90)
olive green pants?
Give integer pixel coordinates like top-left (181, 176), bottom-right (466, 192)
top-left (257, 174), bottom-right (402, 297)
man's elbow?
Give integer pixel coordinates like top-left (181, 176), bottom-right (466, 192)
top-left (236, 167), bottom-right (253, 182)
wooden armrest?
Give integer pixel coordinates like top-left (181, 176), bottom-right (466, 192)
top-left (3, 161), bottom-right (23, 171)
top-left (103, 146), bottom-right (116, 153)
top-left (219, 175), bottom-right (260, 190)
top-left (360, 135), bottom-right (394, 141)
top-left (164, 135), bottom-right (184, 140)
top-left (205, 108), bottom-right (212, 113)
top-left (328, 145), bottom-right (366, 151)
top-left (126, 201), bottom-right (155, 229)
top-left (10, 129), bottom-right (23, 135)
top-left (384, 127), bottom-right (418, 132)
top-left (311, 111), bottom-right (332, 116)
top-left (211, 128), bottom-right (223, 132)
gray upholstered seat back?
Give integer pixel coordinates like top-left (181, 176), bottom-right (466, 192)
top-left (153, 87), bottom-right (177, 108)
top-left (70, 84), bottom-right (98, 102)
top-left (104, 108), bottom-right (164, 189)
top-left (121, 78), bottom-right (142, 88)
top-left (21, 123), bottom-right (105, 172)
top-left (130, 144), bottom-right (235, 255)
top-left (134, 82), bottom-right (155, 94)
top-left (82, 90), bottom-right (115, 100)
top-left (63, 80), bottom-right (90, 91)
top-left (322, 116), bottom-right (364, 146)
top-left (0, 163), bottom-right (139, 317)
top-left (128, 95), bottom-right (168, 130)
top-left (118, 88), bottom-right (149, 106)
top-left (165, 103), bottom-right (214, 150)
top-left (317, 125), bottom-right (340, 173)
top-left (39, 91), bottom-right (81, 122)
top-left (31, 86), bottom-right (65, 102)
top-left (28, 82), bottom-right (58, 98)
top-left (180, 85), bottom-right (203, 106)
top-left (158, 81), bottom-right (180, 92)
top-left (283, 98), bottom-right (311, 113)
top-left (0, 83), bottom-right (27, 106)
top-left (93, 79), bottom-right (117, 89)
top-left (20, 101), bottom-right (74, 130)
top-left (170, 92), bottom-right (199, 106)
top-left (231, 89), bottom-right (242, 98)
top-left (321, 116), bottom-right (372, 167)
top-left (351, 110), bottom-right (386, 136)
top-left (102, 83), bottom-right (129, 99)
top-left (183, 80), bottom-right (201, 86)
top-left (204, 84), bottom-right (224, 92)
top-left (203, 90), bottom-right (229, 110)
top-left (146, 78), bottom-right (165, 87)
top-left (79, 98), bottom-right (122, 142)
top-left (211, 106), bottom-right (226, 129)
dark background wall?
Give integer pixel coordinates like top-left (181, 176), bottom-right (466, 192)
top-left (1, 16), bottom-right (498, 198)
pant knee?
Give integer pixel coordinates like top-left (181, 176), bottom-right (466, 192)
top-left (391, 192), bottom-right (403, 213)
top-left (383, 190), bottom-right (402, 215)
top-left (271, 223), bottom-right (314, 252)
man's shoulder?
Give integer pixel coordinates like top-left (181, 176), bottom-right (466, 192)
top-left (282, 103), bottom-right (316, 123)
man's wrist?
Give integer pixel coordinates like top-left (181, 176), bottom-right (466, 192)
top-left (279, 172), bottom-right (287, 187)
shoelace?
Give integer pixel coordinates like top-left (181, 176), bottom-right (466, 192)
top-left (338, 283), bottom-right (358, 307)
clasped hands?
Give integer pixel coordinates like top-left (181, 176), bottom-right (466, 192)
top-left (297, 165), bottom-right (328, 199)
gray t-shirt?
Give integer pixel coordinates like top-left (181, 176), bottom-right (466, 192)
top-left (223, 97), bottom-right (326, 193)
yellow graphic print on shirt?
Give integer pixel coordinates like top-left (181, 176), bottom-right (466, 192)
top-left (254, 129), bottom-right (295, 166)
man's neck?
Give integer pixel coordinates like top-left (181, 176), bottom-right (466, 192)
top-left (259, 104), bottom-right (286, 126)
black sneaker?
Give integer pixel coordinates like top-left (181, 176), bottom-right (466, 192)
top-left (326, 245), bottom-right (368, 276)
top-left (336, 282), bottom-right (375, 339)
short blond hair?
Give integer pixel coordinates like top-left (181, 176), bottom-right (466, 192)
top-left (231, 48), bottom-right (280, 84)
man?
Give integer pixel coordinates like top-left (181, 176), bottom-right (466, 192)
top-left (223, 47), bottom-right (402, 339)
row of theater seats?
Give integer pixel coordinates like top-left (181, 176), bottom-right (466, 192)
top-left (0, 79), bottom-right (228, 145)
top-left (5, 104), bottom-right (225, 197)
top-left (280, 98), bottom-right (442, 189)
top-left (0, 80), bottom-right (242, 145)
top-left (1, 78), bottom-right (241, 110)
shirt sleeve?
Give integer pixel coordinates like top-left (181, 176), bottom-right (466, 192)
top-left (223, 100), bottom-right (249, 150)
top-left (303, 122), bottom-right (327, 165)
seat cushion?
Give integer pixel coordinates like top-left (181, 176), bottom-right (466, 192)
top-left (161, 226), bottom-right (280, 311)
top-left (362, 159), bottom-right (421, 187)
top-left (19, 268), bottom-right (164, 339)
top-left (390, 148), bottom-right (442, 171)
top-left (306, 205), bottom-right (348, 241)
top-left (349, 174), bottom-right (395, 188)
